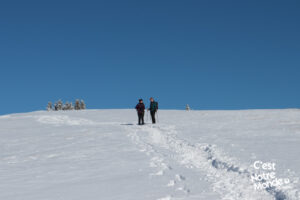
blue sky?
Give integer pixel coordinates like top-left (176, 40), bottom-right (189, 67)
top-left (0, 0), bottom-right (299, 114)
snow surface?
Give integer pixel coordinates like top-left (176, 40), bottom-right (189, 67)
top-left (0, 109), bottom-right (299, 200)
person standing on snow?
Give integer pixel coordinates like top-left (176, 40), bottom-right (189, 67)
top-left (135, 99), bottom-right (145, 125)
top-left (148, 97), bottom-right (158, 124)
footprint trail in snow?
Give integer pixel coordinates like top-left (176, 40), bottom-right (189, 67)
top-left (126, 124), bottom-right (299, 200)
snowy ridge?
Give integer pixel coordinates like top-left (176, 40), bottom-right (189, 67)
top-left (0, 110), bottom-right (299, 200)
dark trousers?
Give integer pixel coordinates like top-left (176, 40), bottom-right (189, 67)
top-left (150, 111), bottom-right (156, 124)
top-left (138, 112), bottom-right (144, 125)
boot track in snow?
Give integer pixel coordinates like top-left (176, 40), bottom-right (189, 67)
top-left (125, 124), bottom-right (298, 200)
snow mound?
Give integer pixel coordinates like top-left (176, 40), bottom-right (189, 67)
top-left (35, 115), bottom-right (97, 126)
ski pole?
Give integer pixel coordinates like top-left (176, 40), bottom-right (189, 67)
top-left (156, 110), bottom-right (159, 123)
top-left (146, 110), bottom-right (149, 122)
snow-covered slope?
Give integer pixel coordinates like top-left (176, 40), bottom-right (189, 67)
top-left (0, 109), bottom-right (299, 200)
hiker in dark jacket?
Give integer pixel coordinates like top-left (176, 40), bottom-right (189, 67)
top-left (135, 99), bottom-right (145, 125)
top-left (148, 97), bottom-right (158, 124)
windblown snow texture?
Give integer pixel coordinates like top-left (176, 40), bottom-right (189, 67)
top-left (0, 109), bottom-right (299, 200)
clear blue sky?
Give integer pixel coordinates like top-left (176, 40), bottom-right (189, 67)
top-left (0, 0), bottom-right (299, 114)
